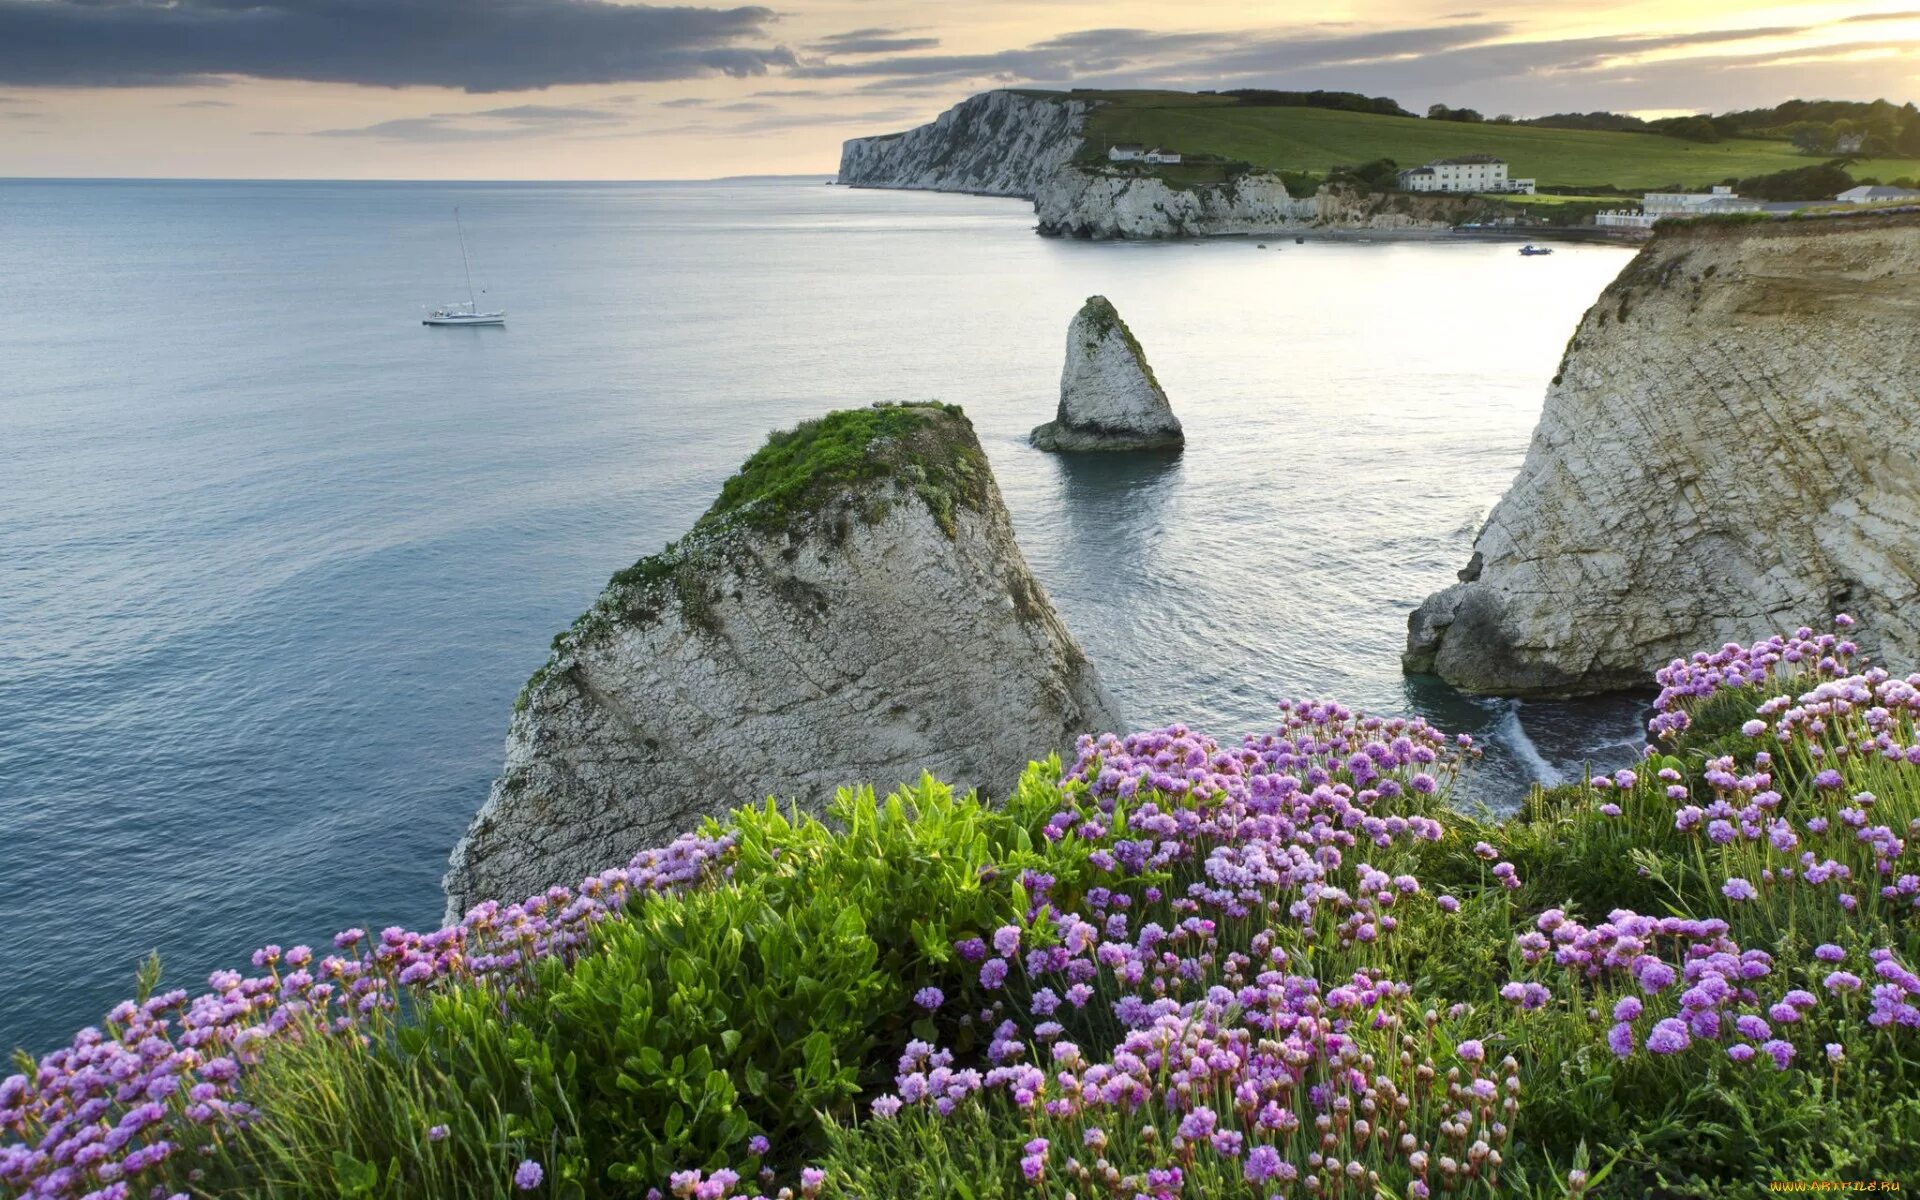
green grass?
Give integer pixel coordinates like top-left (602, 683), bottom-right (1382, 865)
top-left (705, 402), bottom-right (988, 537)
top-left (1068, 91), bottom-right (1920, 191)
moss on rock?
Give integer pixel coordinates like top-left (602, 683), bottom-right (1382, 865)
top-left (522, 403), bottom-right (998, 691)
top-left (1076, 296), bottom-right (1163, 394)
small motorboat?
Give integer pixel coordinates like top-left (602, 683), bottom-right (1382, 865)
top-left (423, 207), bottom-right (506, 326)
top-left (1518, 243), bottom-right (1554, 256)
top-left (424, 304), bottom-right (505, 327)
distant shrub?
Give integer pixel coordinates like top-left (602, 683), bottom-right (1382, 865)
top-left (1328, 156), bottom-right (1400, 191)
top-left (1219, 88), bottom-right (1414, 118)
top-left (1733, 160), bottom-right (1855, 201)
top-left (1523, 111), bottom-right (1651, 133)
top-left (1276, 168), bottom-right (1321, 196)
top-left (1647, 114), bottom-right (1724, 143)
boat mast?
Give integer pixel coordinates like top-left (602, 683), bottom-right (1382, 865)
top-left (454, 206), bottom-right (477, 311)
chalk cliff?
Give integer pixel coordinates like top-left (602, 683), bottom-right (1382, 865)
top-left (1405, 212), bottom-right (1920, 696)
top-left (837, 90), bottom-right (1089, 198)
top-left (1034, 172), bottom-right (1519, 239)
top-left (1032, 296), bottom-right (1183, 452)
top-left (1033, 168), bottom-right (1315, 239)
top-left (446, 403), bottom-right (1123, 914)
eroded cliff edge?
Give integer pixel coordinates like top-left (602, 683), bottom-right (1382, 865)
top-left (838, 90), bottom-right (1090, 198)
top-left (1405, 212), bottom-right (1920, 696)
top-left (445, 403), bottom-right (1123, 914)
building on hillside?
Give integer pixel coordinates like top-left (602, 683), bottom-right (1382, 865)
top-left (1396, 155), bottom-right (1536, 195)
top-left (1640, 186), bottom-right (1763, 216)
top-left (1595, 210), bottom-right (1658, 230)
top-left (1597, 186), bottom-right (1766, 232)
top-left (1836, 184), bottom-right (1920, 203)
top-left (1107, 144), bottom-right (1145, 162)
top-left (1142, 147), bottom-right (1182, 164)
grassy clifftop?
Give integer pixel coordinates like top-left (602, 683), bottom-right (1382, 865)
top-left (1038, 89), bottom-right (1920, 191)
top-left (703, 402), bottom-right (990, 537)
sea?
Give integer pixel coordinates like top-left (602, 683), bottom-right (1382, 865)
top-left (0, 177), bottom-right (1647, 1056)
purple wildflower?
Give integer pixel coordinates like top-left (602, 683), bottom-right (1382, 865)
top-left (1647, 1018), bottom-right (1691, 1055)
top-left (1607, 1023), bottom-right (1635, 1057)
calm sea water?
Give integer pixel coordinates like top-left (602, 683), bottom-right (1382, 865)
top-left (0, 178), bottom-right (1644, 1054)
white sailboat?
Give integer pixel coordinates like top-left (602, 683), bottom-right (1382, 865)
top-left (423, 207), bottom-right (505, 326)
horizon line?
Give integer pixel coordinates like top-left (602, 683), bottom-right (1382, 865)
top-left (0, 172), bottom-right (839, 184)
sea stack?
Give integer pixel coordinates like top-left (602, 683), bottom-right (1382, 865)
top-left (1031, 296), bottom-right (1184, 452)
top-left (445, 402), bottom-right (1123, 916)
top-left (1404, 211), bottom-right (1920, 696)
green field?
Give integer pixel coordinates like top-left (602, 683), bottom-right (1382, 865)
top-left (1070, 91), bottom-right (1920, 191)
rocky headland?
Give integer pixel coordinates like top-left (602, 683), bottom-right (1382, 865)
top-left (1405, 211), bottom-right (1920, 696)
top-left (1031, 296), bottom-right (1183, 452)
top-left (835, 89), bottom-right (1089, 198)
top-left (444, 403), bottom-right (1122, 914)
top-left (841, 91), bottom-right (1511, 239)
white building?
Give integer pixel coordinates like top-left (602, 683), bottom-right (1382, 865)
top-left (1107, 144), bottom-right (1145, 162)
top-left (1396, 155), bottom-right (1536, 195)
top-left (1142, 147), bottom-right (1182, 164)
top-left (1596, 186), bottom-right (1766, 231)
top-left (1640, 186), bottom-right (1762, 216)
top-left (1836, 184), bottom-right (1920, 203)
top-left (1595, 210), bottom-right (1658, 230)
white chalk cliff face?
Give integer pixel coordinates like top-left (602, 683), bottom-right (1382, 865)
top-left (445, 404), bottom-right (1124, 916)
top-left (1032, 297), bottom-right (1184, 452)
top-left (1034, 169), bottom-right (1315, 240)
top-left (837, 91), bottom-right (1089, 198)
top-left (1405, 213), bottom-right (1920, 696)
top-left (1034, 172), bottom-right (1509, 240)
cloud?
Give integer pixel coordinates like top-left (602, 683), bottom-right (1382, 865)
top-left (712, 101), bottom-right (775, 111)
top-left (800, 16), bottom-right (1899, 122)
top-left (0, 0), bottom-right (796, 91)
top-left (1840, 9), bottom-right (1920, 21)
top-left (464, 104), bottom-right (622, 122)
top-left (312, 103), bottom-right (628, 141)
top-left (175, 99), bottom-right (234, 108)
top-left (651, 104), bottom-right (924, 137)
top-left (661, 97), bottom-right (710, 108)
top-left (806, 31), bottom-right (942, 55)
top-left (790, 22), bottom-right (1513, 89)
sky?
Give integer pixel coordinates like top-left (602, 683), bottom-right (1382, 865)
top-left (0, 0), bottom-right (1916, 179)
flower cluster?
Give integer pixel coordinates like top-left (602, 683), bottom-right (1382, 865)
top-left (852, 703), bottom-right (1514, 1195)
top-left (1036, 706), bottom-right (1469, 966)
top-left (873, 973), bottom-right (1515, 1199)
top-left (656, 1163), bottom-right (826, 1200)
top-left (0, 832), bottom-right (737, 1198)
top-left (1649, 619), bottom-right (1856, 740)
top-left (1506, 906), bottom-right (1920, 1068)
